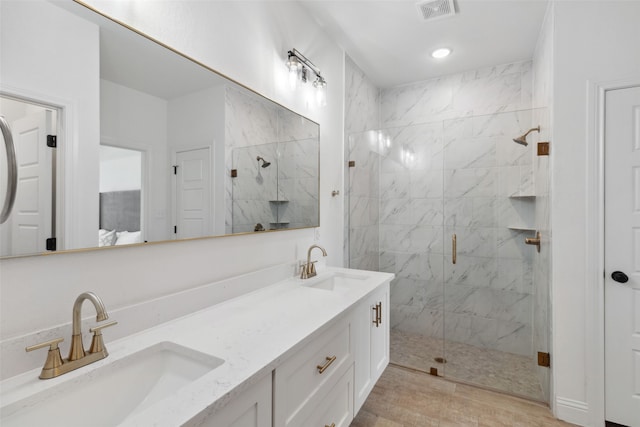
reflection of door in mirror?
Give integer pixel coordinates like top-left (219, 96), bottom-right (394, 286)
top-left (0, 96), bottom-right (58, 257)
top-left (99, 145), bottom-right (144, 247)
top-left (173, 147), bottom-right (211, 240)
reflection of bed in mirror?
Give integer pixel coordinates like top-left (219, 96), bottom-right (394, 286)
top-left (98, 190), bottom-right (142, 246)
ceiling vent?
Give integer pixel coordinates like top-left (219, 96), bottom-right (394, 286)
top-left (416, 0), bottom-right (457, 21)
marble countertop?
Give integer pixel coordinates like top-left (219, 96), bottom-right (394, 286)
top-left (0, 266), bottom-right (393, 426)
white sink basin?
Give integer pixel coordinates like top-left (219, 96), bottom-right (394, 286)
top-left (303, 272), bottom-right (369, 292)
top-left (0, 342), bottom-right (224, 427)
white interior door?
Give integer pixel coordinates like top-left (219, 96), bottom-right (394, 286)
top-left (605, 85), bottom-right (640, 426)
top-left (175, 147), bottom-right (211, 239)
top-left (9, 110), bottom-right (53, 255)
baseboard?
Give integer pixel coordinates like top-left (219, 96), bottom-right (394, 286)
top-left (556, 397), bottom-right (590, 426)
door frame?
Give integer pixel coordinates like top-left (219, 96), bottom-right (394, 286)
top-left (99, 137), bottom-right (150, 243)
top-left (586, 77), bottom-right (640, 424)
top-left (0, 84), bottom-right (70, 251)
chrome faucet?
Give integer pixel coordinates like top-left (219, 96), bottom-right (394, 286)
top-left (300, 244), bottom-right (327, 279)
top-left (26, 292), bottom-right (117, 379)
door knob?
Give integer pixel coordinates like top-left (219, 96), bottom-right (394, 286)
top-left (611, 271), bottom-right (629, 283)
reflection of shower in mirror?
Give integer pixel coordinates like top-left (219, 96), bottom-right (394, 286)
top-left (256, 156), bottom-right (271, 168)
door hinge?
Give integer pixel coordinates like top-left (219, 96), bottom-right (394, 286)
top-left (47, 135), bottom-right (57, 148)
top-left (173, 165), bottom-right (178, 175)
top-left (46, 237), bottom-right (57, 251)
top-left (537, 351), bottom-right (550, 367)
top-left (348, 160), bottom-right (355, 167)
top-left (230, 169), bottom-right (238, 178)
top-left (429, 367), bottom-right (439, 376)
top-left (174, 225), bottom-right (177, 234)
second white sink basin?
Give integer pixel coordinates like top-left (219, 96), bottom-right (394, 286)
top-left (303, 272), bottom-right (369, 293)
top-left (0, 342), bottom-right (224, 427)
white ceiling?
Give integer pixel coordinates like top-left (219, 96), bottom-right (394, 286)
top-left (300, 0), bottom-right (549, 88)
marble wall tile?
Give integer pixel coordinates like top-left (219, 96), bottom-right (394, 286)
top-left (349, 197), bottom-right (378, 228)
top-left (445, 226), bottom-right (497, 258)
top-left (410, 170), bottom-right (444, 199)
top-left (380, 77), bottom-right (454, 128)
top-left (445, 197), bottom-right (497, 228)
top-left (391, 305), bottom-right (444, 339)
top-left (443, 312), bottom-right (498, 350)
top-left (345, 56), bottom-right (381, 267)
top-left (380, 171), bottom-right (411, 199)
top-left (444, 168), bottom-right (497, 198)
top-left (444, 255), bottom-right (498, 289)
top-left (410, 199), bottom-right (444, 226)
top-left (380, 224), bottom-right (444, 254)
top-left (497, 228), bottom-right (534, 260)
top-left (345, 56), bottom-right (380, 134)
top-left (452, 73), bottom-right (521, 113)
top-left (380, 198), bottom-right (413, 225)
top-left (496, 321), bottom-right (532, 356)
top-left (396, 253), bottom-right (444, 282)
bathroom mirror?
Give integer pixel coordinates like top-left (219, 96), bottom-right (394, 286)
top-left (0, 0), bottom-right (319, 258)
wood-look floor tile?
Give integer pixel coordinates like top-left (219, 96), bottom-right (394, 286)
top-left (351, 365), bottom-right (577, 427)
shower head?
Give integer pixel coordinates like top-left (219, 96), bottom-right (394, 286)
top-left (256, 156), bottom-right (271, 168)
top-left (513, 126), bottom-right (540, 146)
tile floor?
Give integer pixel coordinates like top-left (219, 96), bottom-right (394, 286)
top-left (391, 330), bottom-right (545, 401)
top-left (351, 364), bottom-right (575, 427)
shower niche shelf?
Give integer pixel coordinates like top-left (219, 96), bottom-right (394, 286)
top-left (269, 200), bottom-right (289, 203)
top-left (509, 194), bottom-right (536, 199)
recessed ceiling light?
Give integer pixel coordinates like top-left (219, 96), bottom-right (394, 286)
top-left (431, 48), bottom-right (452, 59)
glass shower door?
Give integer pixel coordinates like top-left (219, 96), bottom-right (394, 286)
top-left (441, 109), bottom-right (546, 401)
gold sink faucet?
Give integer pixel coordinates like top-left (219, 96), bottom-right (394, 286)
top-left (26, 292), bottom-right (117, 379)
top-left (300, 244), bottom-right (327, 279)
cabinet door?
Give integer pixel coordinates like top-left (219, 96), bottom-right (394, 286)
top-left (353, 282), bottom-right (390, 413)
top-left (370, 283), bottom-right (389, 384)
top-left (189, 373), bottom-right (271, 427)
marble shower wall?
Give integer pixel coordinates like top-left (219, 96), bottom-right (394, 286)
top-left (226, 86), bottom-right (319, 233)
top-left (380, 61), bottom-right (540, 357)
top-left (345, 55), bottom-right (381, 270)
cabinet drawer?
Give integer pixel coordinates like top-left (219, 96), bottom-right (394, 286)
top-left (274, 319), bottom-right (352, 427)
top-left (302, 365), bottom-right (354, 427)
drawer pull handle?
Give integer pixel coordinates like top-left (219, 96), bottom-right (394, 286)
top-left (325, 424), bottom-right (336, 427)
top-left (317, 355), bottom-right (337, 374)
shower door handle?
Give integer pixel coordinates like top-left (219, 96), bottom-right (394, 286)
top-left (452, 234), bottom-right (457, 264)
top-left (0, 116), bottom-right (17, 225)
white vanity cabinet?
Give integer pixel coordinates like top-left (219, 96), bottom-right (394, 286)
top-left (273, 316), bottom-right (354, 427)
top-left (353, 282), bottom-right (390, 412)
top-left (188, 373), bottom-right (272, 427)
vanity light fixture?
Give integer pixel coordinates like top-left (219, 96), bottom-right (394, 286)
top-left (431, 47), bottom-right (452, 59)
top-left (287, 48), bottom-right (327, 106)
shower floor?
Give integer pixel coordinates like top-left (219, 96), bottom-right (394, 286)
top-left (390, 329), bottom-right (545, 402)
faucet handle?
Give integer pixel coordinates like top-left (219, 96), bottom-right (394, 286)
top-left (89, 321), bottom-right (117, 354)
top-left (89, 320), bottom-right (118, 334)
top-left (26, 338), bottom-right (64, 378)
top-left (26, 337), bottom-right (64, 352)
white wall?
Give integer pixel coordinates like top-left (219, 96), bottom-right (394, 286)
top-left (0, 0), bottom-right (100, 251)
top-left (101, 79), bottom-right (169, 241)
top-left (550, 1), bottom-right (640, 425)
top-left (99, 148), bottom-right (141, 192)
top-left (0, 0), bottom-right (345, 379)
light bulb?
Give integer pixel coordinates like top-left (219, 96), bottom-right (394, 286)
top-left (313, 76), bottom-right (327, 107)
top-left (431, 48), bottom-right (451, 59)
